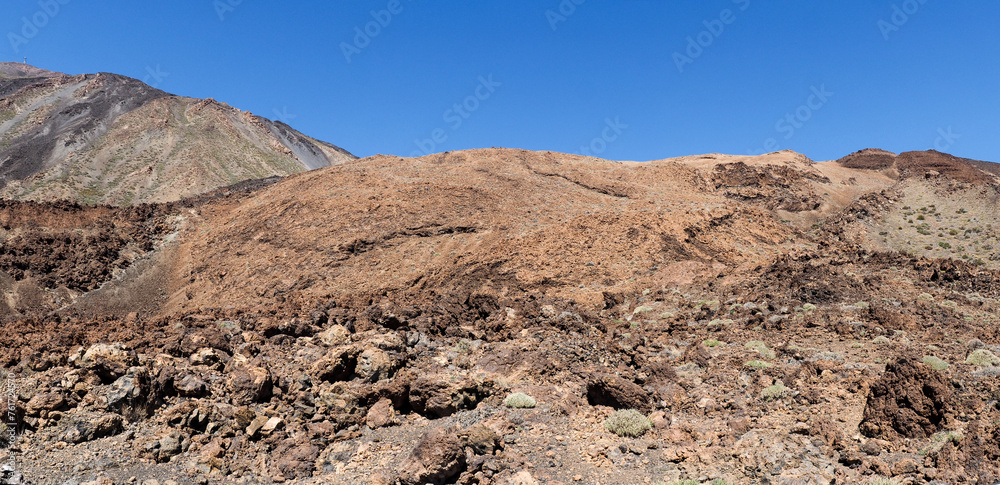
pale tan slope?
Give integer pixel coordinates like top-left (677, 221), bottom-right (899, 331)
top-left (161, 149), bottom-right (826, 317)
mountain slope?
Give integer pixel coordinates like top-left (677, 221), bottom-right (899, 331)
top-left (0, 64), bottom-right (355, 205)
top-left (3, 148), bottom-right (1000, 484)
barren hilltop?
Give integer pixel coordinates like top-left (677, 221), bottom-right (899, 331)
top-left (2, 146), bottom-right (1000, 484)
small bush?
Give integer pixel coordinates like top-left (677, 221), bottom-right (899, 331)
top-left (966, 349), bottom-right (1000, 366)
top-left (503, 393), bottom-right (537, 409)
top-left (703, 339), bottom-right (722, 348)
top-left (695, 299), bottom-right (721, 311)
top-left (921, 430), bottom-right (963, 454)
top-left (867, 477), bottom-right (901, 485)
top-left (923, 356), bottom-right (949, 371)
top-left (872, 336), bottom-right (891, 345)
top-left (760, 384), bottom-right (788, 401)
top-left (633, 305), bottom-right (654, 314)
top-left (604, 409), bottom-right (652, 438)
top-left (801, 303), bottom-right (817, 312)
top-left (745, 360), bottom-right (772, 369)
top-left (745, 340), bottom-right (776, 359)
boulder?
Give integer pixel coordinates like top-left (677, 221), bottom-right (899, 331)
top-left (227, 365), bottom-right (273, 405)
top-left (318, 325), bottom-right (350, 346)
top-left (24, 392), bottom-right (68, 417)
top-left (74, 343), bottom-right (138, 383)
top-left (586, 374), bottom-right (652, 413)
top-left (62, 412), bottom-right (124, 443)
top-left (365, 398), bottom-right (397, 429)
top-left (107, 366), bottom-right (153, 415)
top-left (860, 357), bottom-right (951, 439)
top-left (189, 347), bottom-right (230, 370)
top-left (311, 347), bottom-right (359, 382)
top-left (398, 426), bottom-right (466, 485)
top-left (354, 348), bottom-right (399, 382)
top-left (173, 373), bottom-right (209, 398)
top-left (408, 376), bottom-right (486, 418)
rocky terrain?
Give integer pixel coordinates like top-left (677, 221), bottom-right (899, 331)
top-left (1, 147), bottom-right (1000, 484)
top-left (0, 63), bottom-right (354, 205)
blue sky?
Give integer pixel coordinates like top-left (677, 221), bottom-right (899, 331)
top-left (4, 1), bottom-right (997, 162)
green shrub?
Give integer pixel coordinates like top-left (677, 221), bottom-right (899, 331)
top-left (695, 299), bottom-right (721, 311)
top-left (872, 335), bottom-right (891, 345)
top-left (867, 477), bottom-right (901, 485)
top-left (921, 430), bottom-right (963, 454)
top-left (801, 303), bottom-right (817, 312)
top-left (745, 360), bottom-right (772, 369)
top-left (745, 340), bottom-right (776, 359)
top-left (923, 356), bottom-right (949, 371)
top-left (703, 339), bottom-right (722, 348)
top-left (760, 384), bottom-right (788, 401)
top-left (604, 409), bottom-right (652, 438)
top-left (966, 349), bottom-right (1000, 366)
top-left (503, 393), bottom-right (537, 409)
top-left (633, 305), bottom-right (654, 314)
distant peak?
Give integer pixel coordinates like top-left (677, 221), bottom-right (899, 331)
top-left (0, 62), bottom-right (63, 78)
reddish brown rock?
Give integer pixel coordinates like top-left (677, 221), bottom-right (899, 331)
top-left (859, 357), bottom-right (951, 439)
top-left (398, 426), bottom-right (466, 485)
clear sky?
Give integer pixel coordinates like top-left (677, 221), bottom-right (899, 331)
top-left (4, 1), bottom-right (998, 162)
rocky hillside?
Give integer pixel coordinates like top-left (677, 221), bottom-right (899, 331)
top-left (1, 148), bottom-right (1000, 484)
top-left (0, 64), bottom-right (354, 205)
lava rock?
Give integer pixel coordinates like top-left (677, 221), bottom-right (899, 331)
top-left (227, 365), bottom-right (273, 405)
top-left (859, 356), bottom-right (951, 439)
top-left (62, 412), bottom-right (124, 443)
top-left (365, 398), bottom-right (397, 429)
top-left (398, 426), bottom-right (466, 485)
top-left (74, 343), bottom-right (138, 383)
top-left (586, 374), bottom-right (652, 413)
